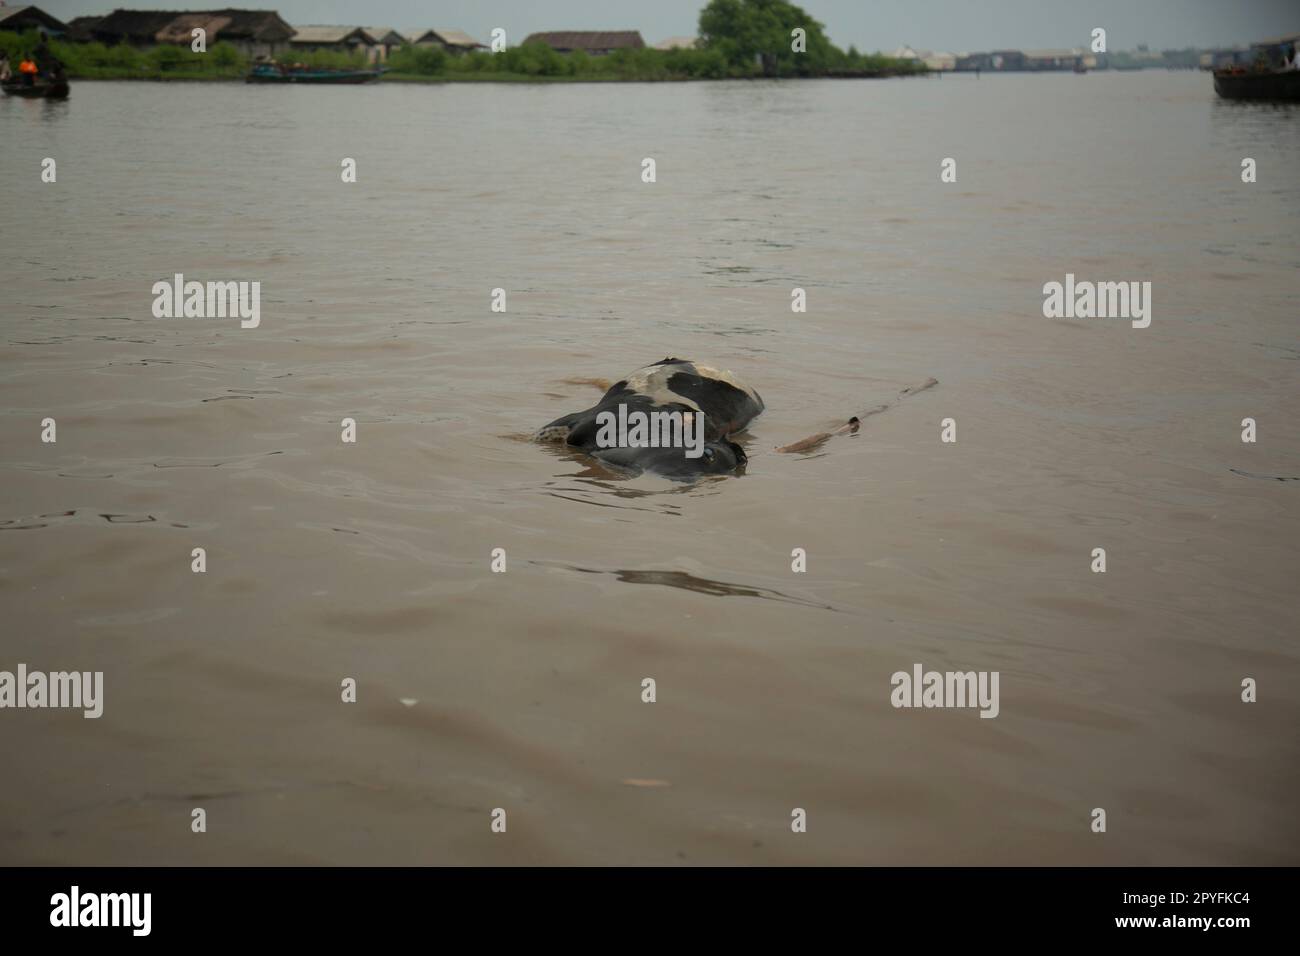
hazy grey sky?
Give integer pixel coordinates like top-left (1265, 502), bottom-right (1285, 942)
top-left (35, 0), bottom-right (1300, 52)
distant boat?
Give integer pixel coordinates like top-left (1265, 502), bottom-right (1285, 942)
top-left (1213, 69), bottom-right (1300, 101)
top-left (2, 76), bottom-right (69, 99)
top-left (246, 64), bottom-right (383, 85)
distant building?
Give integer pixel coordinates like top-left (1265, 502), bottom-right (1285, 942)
top-left (523, 31), bottom-right (645, 55)
top-left (889, 47), bottom-right (953, 70)
top-left (405, 29), bottom-right (486, 54)
top-left (155, 11), bottom-right (294, 58)
top-left (364, 27), bottom-right (405, 62)
top-left (956, 49), bottom-right (1055, 71)
top-left (922, 51), bottom-right (956, 71)
top-left (288, 25), bottom-right (376, 56)
top-left (654, 36), bottom-right (698, 51)
top-left (1023, 48), bottom-right (1084, 70)
top-left (988, 49), bottom-right (1026, 70)
top-left (954, 52), bottom-right (990, 71)
top-left (0, 5), bottom-right (68, 35)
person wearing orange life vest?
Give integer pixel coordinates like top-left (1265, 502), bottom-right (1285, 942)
top-left (18, 56), bottom-right (38, 87)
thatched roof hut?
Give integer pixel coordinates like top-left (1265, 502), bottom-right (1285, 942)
top-left (191, 9), bottom-right (292, 46)
top-left (156, 13), bottom-right (233, 44)
top-left (364, 27), bottom-right (404, 46)
top-left (522, 31), bottom-right (645, 54)
top-left (85, 9), bottom-right (292, 52)
top-left (363, 27), bottom-right (404, 61)
top-left (84, 9), bottom-right (186, 45)
top-left (288, 25), bottom-right (375, 52)
top-left (0, 5), bottom-right (69, 36)
top-left (66, 15), bottom-right (105, 42)
top-left (405, 29), bottom-right (486, 52)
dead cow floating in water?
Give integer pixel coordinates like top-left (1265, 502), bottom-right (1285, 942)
top-left (535, 358), bottom-right (764, 478)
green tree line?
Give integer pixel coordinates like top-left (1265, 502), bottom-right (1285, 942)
top-left (1, 30), bottom-right (246, 78)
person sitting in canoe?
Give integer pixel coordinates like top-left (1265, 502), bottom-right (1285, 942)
top-left (33, 31), bottom-right (62, 77)
top-left (0, 54), bottom-right (11, 83)
top-left (18, 57), bottom-right (38, 87)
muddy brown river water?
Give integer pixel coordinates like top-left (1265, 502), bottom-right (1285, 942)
top-left (1, 72), bottom-right (1297, 864)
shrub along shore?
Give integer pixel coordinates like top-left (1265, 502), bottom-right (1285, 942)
top-left (0, 32), bottom-right (924, 84)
